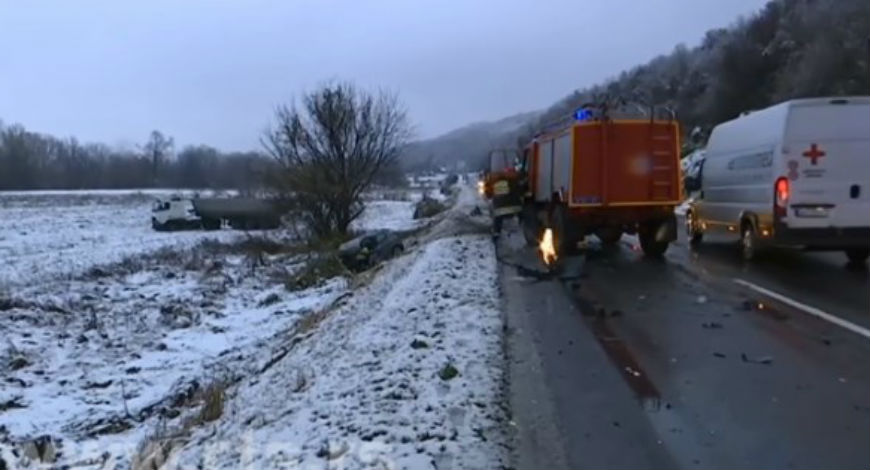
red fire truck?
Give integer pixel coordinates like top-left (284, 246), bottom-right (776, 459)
top-left (520, 103), bottom-right (682, 261)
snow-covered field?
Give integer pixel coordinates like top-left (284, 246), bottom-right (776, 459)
top-left (354, 200), bottom-right (420, 232)
top-left (0, 244), bottom-right (346, 468)
top-left (0, 191), bottom-right (241, 286)
top-left (0, 184), bottom-right (506, 469)
top-left (0, 189), bottom-right (424, 286)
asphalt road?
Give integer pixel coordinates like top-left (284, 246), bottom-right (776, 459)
top-left (499, 219), bottom-right (870, 469)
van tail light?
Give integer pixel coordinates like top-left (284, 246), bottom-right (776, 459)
top-left (774, 177), bottom-right (789, 218)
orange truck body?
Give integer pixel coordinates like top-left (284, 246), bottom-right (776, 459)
top-left (528, 119), bottom-right (681, 208)
top-left (522, 118), bottom-right (682, 256)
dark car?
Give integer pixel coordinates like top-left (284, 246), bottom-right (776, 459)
top-left (440, 173), bottom-right (459, 195)
top-left (338, 230), bottom-right (405, 271)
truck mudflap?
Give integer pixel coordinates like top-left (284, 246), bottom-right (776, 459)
top-left (660, 214), bottom-right (678, 242)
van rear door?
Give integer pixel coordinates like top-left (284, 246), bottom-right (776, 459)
top-left (782, 98), bottom-right (870, 229)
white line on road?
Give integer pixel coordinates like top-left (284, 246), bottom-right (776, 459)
top-left (733, 278), bottom-right (870, 340)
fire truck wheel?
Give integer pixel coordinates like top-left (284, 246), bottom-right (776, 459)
top-left (639, 227), bottom-right (669, 258)
top-left (596, 227), bottom-right (622, 245)
top-left (552, 206), bottom-right (579, 257)
top-left (521, 206), bottom-right (542, 247)
top-left (492, 216), bottom-right (504, 235)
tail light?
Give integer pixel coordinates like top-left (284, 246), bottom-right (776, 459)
top-left (774, 177), bottom-right (789, 218)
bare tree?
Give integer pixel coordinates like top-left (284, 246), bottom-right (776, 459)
top-left (262, 82), bottom-right (411, 238)
top-left (143, 130), bottom-right (174, 186)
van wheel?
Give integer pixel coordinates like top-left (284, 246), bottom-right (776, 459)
top-left (845, 248), bottom-right (869, 265)
top-left (740, 222), bottom-right (758, 261)
top-left (686, 211), bottom-right (703, 246)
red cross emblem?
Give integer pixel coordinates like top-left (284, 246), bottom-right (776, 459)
top-left (802, 143), bottom-right (825, 165)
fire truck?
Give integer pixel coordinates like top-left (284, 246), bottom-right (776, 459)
top-left (520, 101), bottom-right (682, 262)
top-left (481, 148), bottom-right (524, 234)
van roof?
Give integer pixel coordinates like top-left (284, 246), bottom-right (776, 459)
top-left (707, 96), bottom-right (870, 155)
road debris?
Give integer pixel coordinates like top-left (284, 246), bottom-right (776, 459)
top-left (741, 353), bottom-right (773, 365)
top-left (702, 321), bottom-right (723, 329)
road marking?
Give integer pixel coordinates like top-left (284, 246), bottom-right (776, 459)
top-left (733, 278), bottom-right (870, 340)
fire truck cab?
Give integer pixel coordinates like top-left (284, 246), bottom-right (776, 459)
top-left (482, 148), bottom-right (524, 234)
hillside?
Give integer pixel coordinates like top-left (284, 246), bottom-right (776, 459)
top-left (404, 0), bottom-right (869, 170)
top-left (401, 110), bottom-right (540, 172)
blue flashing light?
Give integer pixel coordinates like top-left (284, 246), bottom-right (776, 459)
top-left (574, 108), bottom-right (593, 121)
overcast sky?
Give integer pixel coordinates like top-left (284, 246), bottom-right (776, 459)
top-left (1, 0), bottom-right (767, 151)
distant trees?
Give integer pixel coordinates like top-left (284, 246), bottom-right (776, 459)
top-left (520, 0), bottom-right (870, 154)
top-left (402, 0), bottom-right (868, 172)
top-left (0, 123), bottom-right (271, 191)
top-left (142, 130), bottom-right (174, 185)
top-left (262, 82), bottom-right (412, 237)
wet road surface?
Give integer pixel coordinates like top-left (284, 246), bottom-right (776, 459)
top-left (499, 221), bottom-right (870, 469)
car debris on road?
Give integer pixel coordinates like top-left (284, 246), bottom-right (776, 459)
top-left (741, 353), bottom-right (774, 365)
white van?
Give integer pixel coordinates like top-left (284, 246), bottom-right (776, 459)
top-left (686, 96), bottom-right (870, 263)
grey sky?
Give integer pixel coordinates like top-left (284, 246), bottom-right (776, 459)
top-left (1, 0), bottom-right (767, 151)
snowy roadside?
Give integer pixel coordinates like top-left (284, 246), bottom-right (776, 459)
top-left (1, 184), bottom-right (508, 469)
top-left (153, 186), bottom-right (509, 469)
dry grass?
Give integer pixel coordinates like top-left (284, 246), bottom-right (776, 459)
top-left (296, 308), bottom-right (331, 336)
top-left (131, 376), bottom-right (229, 470)
top-left (81, 236), bottom-right (303, 281)
top-left (285, 254), bottom-right (348, 291)
top-left (196, 381), bottom-right (226, 423)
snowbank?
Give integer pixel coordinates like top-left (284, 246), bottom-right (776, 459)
top-left (166, 233), bottom-right (507, 469)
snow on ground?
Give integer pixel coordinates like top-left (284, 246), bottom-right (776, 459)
top-left (0, 185), bottom-right (505, 469)
top-left (0, 189), bottom-right (236, 197)
top-left (0, 192), bottom-right (241, 286)
top-left (353, 200), bottom-right (420, 232)
top-left (354, 186), bottom-right (458, 233)
top-left (166, 220), bottom-right (507, 469)
top-left (0, 240), bottom-right (348, 468)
